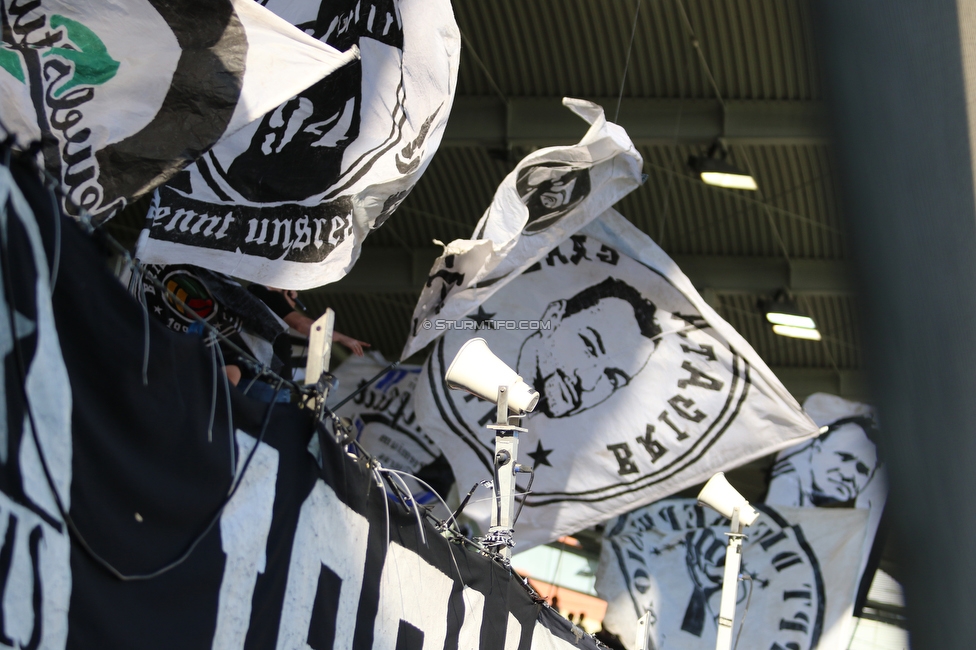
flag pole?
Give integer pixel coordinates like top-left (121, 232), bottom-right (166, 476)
top-left (715, 507), bottom-right (746, 650)
top-left (484, 385), bottom-right (528, 563)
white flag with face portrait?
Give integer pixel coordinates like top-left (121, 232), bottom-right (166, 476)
top-left (411, 209), bottom-right (819, 549)
top-left (135, 0), bottom-right (460, 290)
top-left (594, 499), bottom-right (868, 650)
top-left (766, 392), bottom-right (887, 640)
top-left (401, 98), bottom-right (643, 358)
top-left (766, 393), bottom-right (885, 511)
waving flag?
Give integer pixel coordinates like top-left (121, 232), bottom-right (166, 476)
top-left (403, 98), bottom-right (643, 358)
top-left (766, 392), bottom-right (888, 631)
top-left (594, 499), bottom-right (868, 650)
top-left (0, 0), bottom-right (357, 223)
top-left (411, 209), bottom-right (818, 549)
top-left (136, 0), bottom-right (461, 290)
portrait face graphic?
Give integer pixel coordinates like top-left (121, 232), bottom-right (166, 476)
top-left (516, 163), bottom-right (592, 233)
top-left (807, 423), bottom-right (879, 505)
top-left (516, 278), bottom-right (660, 418)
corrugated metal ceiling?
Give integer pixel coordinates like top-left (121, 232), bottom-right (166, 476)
top-left (454, 0), bottom-right (821, 100)
top-left (719, 293), bottom-right (861, 369)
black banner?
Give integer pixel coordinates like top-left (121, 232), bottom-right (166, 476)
top-left (1, 152), bottom-right (595, 649)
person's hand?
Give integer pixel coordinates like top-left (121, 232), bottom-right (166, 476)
top-left (224, 364), bottom-right (241, 386)
top-left (333, 331), bottom-right (370, 356)
top-left (282, 289), bottom-right (300, 310)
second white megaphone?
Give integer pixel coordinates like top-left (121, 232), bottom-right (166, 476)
top-left (445, 338), bottom-right (540, 415)
top-left (697, 472), bottom-right (760, 527)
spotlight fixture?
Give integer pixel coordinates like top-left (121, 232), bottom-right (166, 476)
top-left (761, 291), bottom-right (821, 341)
top-left (687, 141), bottom-right (758, 191)
top-left (771, 324), bottom-right (822, 341)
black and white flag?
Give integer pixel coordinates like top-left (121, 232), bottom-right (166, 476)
top-left (0, 147), bottom-right (74, 650)
top-left (136, 0), bottom-right (461, 290)
top-left (402, 98), bottom-right (643, 358)
top-left (594, 498), bottom-right (868, 650)
top-left (0, 149), bottom-right (604, 649)
top-left (766, 392), bottom-right (887, 632)
top-left (0, 0), bottom-right (357, 223)
top-left (412, 209), bottom-right (818, 549)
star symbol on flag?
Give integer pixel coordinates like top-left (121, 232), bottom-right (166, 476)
top-left (467, 306), bottom-right (495, 326)
top-left (527, 440), bottom-right (554, 468)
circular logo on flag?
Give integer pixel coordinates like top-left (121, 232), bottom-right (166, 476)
top-left (162, 270), bottom-right (217, 321)
top-left (140, 264), bottom-right (242, 337)
top-left (603, 500), bottom-right (827, 650)
top-left (516, 162), bottom-right (592, 234)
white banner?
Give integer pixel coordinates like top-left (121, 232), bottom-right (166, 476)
top-left (136, 0), bottom-right (460, 290)
top-left (328, 354), bottom-right (449, 506)
top-left (0, 0), bottom-right (356, 222)
top-left (412, 209), bottom-right (818, 549)
top-left (402, 98), bottom-right (643, 358)
top-left (595, 499), bottom-right (868, 650)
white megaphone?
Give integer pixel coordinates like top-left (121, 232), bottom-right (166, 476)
top-left (698, 472), bottom-right (760, 650)
top-left (445, 338), bottom-right (540, 415)
top-left (697, 472), bottom-right (760, 527)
